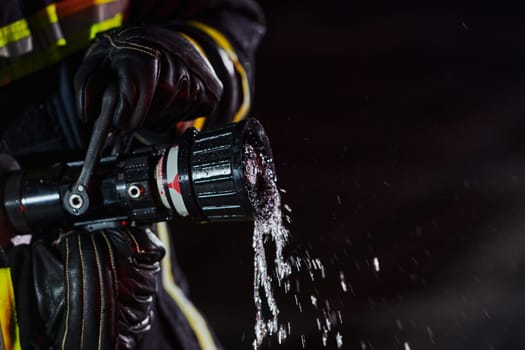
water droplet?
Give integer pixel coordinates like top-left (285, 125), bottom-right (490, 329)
top-left (294, 294), bottom-right (303, 312)
top-left (278, 325), bottom-right (287, 344)
top-left (339, 271), bottom-right (348, 292)
top-left (427, 326), bottom-right (434, 343)
top-left (325, 315), bottom-right (332, 331)
top-left (396, 319), bottom-right (403, 330)
top-left (373, 257), bottom-right (380, 272)
top-left (336, 332), bottom-right (343, 348)
top-left (311, 294), bottom-right (318, 308)
top-left (322, 330), bottom-right (328, 346)
top-left (337, 310), bottom-right (343, 324)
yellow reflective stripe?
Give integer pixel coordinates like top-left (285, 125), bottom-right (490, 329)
top-left (30, 4), bottom-right (60, 27)
top-left (0, 268), bottom-right (21, 350)
top-left (29, 4), bottom-right (67, 47)
top-left (44, 3), bottom-right (59, 23)
top-left (0, 19), bottom-right (31, 47)
top-left (188, 21), bottom-right (251, 122)
top-left (1, 0), bottom-right (126, 82)
top-left (179, 32), bottom-right (207, 58)
top-left (0, 12), bottom-right (123, 87)
top-left (188, 21), bottom-right (236, 58)
top-left (192, 117), bottom-right (207, 130)
top-left (89, 12), bottom-right (123, 39)
top-left (56, 38), bottom-right (67, 46)
top-left (0, 0), bottom-right (123, 49)
top-left (156, 222), bottom-right (218, 350)
top-left (1, 4), bottom-right (62, 48)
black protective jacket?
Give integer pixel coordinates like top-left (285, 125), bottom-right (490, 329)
top-left (0, 0), bottom-right (265, 349)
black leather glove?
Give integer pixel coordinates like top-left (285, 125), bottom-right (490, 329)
top-left (29, 226), bottom-right (165, 349)
top-left (74, 25), bottom-right (224, 133)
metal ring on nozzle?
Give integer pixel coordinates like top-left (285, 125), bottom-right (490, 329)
top-left (171, 118), bottom-right (275, 222)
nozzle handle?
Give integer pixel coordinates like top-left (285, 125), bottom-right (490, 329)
top-left (63, 85), bottom-right (116, 216)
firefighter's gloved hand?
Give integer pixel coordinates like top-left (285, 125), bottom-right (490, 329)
top-left (107, 226), bottom-right (166, 349)
top-left (74, 25), bottom-right (223, 132)
top-left (31, 226), bottom-right (165, 349)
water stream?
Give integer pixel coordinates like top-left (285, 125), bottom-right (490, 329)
top-left (244, 143), bottom-right (344, 349)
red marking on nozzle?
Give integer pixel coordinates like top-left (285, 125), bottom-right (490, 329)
top-left (168, 174), bottom-right (181, 194)
top-left (19, 204), bottom-right (25, 213)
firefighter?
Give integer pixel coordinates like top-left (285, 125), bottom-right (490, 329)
top-left (0, 0), bottom-right (265, 349)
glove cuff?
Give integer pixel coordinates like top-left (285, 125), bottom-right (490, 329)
top-left (171, 21), bottom-right (251, 129)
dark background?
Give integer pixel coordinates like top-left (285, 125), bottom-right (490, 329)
top-left (174, 1), bottom-right (525, 349)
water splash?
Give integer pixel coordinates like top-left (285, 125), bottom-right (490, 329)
top-left (244, 143), bottom-right (344, 349)
top-left (244, 144), bottom-right (291, 349)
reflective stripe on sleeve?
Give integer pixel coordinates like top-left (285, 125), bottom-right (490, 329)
top-left (0, 268), bottom-right (21, 350)
top-left (0, 0), bottom-right (128, 86)
top-left (0, 19), bottom-right (31, 48)
top-left (188, 21), bottom-right (251, 122)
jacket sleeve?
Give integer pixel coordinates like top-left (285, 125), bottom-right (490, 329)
top-left (127, 0), bottom-right (266, 128)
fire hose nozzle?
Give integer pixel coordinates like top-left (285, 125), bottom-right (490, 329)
top-left (3, 118), bottom-right (275, 237)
